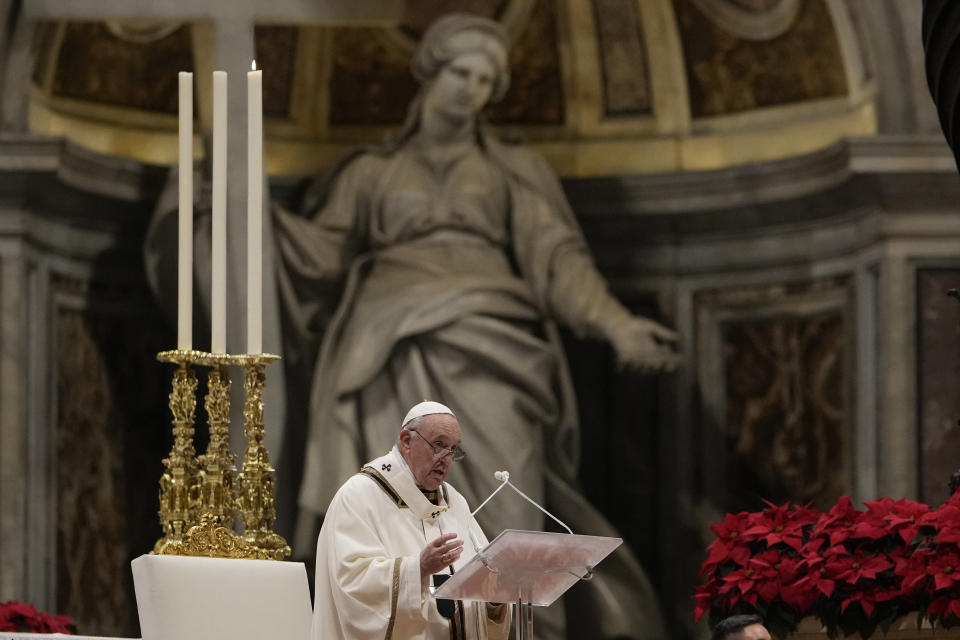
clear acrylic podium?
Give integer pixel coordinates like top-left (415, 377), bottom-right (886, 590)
top-left (433, 529), bottom-right (622, 639)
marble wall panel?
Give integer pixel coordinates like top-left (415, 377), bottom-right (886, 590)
top-left (722, 311), bottom-right (847, 509)
top-left (483, 0), bottom-right (563, 125)
top-left (50, 23), bottom-right (192, 113)
top-left (55, 307), bottom-right (132, 635)
top-left (916, 268), bottom-right (960, 505)
top-left (676, 0), bottom-right (847, 117)
top-left (697, 278), bottom-right (853, 512)
top-left (592, 0), bottom-right (652, 116)
top-left (328, 27), bottom-right (418, 126)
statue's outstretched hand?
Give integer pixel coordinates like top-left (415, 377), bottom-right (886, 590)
top-left (608, 316), bottom-right (681, 372)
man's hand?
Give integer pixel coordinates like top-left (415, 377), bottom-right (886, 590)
top-left (420, 533), bottom-right (463, 580)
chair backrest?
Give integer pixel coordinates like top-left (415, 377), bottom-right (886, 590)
top-left (132, 554), bottom-right (312, 640)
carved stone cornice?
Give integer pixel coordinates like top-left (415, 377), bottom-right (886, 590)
top-left (0, 132), bottom-right (164, 204)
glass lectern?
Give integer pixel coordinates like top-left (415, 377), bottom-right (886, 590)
top-left (433, 529), bottom-right (622, 639)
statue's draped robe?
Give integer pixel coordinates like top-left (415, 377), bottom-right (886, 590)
top-left (276, 134), bottom-right (635, 539)
top-left (312, 447), bottom-right (510, 640)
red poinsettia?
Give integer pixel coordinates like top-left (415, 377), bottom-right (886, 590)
top-left (825, 550), bottom-right (892, 585)
top-left (0, 601), bottom-right (74, 634)
top-left (743, 500), bottom-right (818, 552)
top-left (929, 595), bottom-right (960, 621)
top-left (696, 493), bottom-right (960, 639)
top-left (865, 497), bottom-right (930, 544)
top-left (840, 583), bottom-right (897, 617)
top-left (702, 511), bottom-right (755, 572)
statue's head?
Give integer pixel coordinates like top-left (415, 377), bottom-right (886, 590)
top-left (412, 13), bottom-right (511, 114)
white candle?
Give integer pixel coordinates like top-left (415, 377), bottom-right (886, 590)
top-left (211, 70), bottom-right (227, 354)
top-left (247, 61), bottom-right (263, 355)
top-left (177, 71), bottom-right (193, 352)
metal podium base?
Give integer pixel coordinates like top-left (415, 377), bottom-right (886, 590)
top-left (516, 599), bottom-right (534, 639)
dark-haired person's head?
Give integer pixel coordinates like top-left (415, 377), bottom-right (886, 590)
top-left (710, 614), bottom-right (771, 640)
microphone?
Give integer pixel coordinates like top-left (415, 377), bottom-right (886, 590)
top-left (471, 470), bottom-right (574, 536)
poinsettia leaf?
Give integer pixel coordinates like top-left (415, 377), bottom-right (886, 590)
top-left (948, 599), bottom-right (960, 620)
top-left (818, 580), bottom-right (835, 598)
top-left (935, 573), bottom-right (955, 591)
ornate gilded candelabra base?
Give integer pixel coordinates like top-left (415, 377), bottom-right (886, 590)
top-left (154, 512), bottom-right (273, 560)
top-left (152, 349), bottom-right (289, 560)
top-left (197, 356), bottom-right (238, 528)
top-left (153, 349), bottom-right (205, 553)
top-left (236, 353), bottom-right (291, 560)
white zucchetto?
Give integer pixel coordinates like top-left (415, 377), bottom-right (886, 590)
top-left (401, 401), bottom-right (455, 429)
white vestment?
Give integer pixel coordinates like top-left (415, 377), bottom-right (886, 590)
top-left (312, 447), bottom-right (511, 640)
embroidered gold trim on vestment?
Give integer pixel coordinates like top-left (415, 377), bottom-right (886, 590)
top-left (359, 467), bottom-right (408, 508)
top-left (385, 556), bottom-right (402, 640)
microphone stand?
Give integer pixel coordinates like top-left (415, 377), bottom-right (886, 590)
top-left (468, 471), bottom-right (586, 639)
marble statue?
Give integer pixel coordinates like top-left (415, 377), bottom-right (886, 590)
top-left (279, 12), bottom-right (678, 537)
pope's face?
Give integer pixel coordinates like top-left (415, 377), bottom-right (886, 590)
top-left (739, 624), bottom-right (772, 640)
top-left (399, 413), bottom-right (462, 490)
top-left (423, 51), bottom-right (496, 124)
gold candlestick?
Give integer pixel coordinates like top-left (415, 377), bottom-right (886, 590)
top-left (196, 355), bottom-right (238, 527)
top-left (153, 349), bottom-right (204, 554)
top-left (236, 353), bottom-right (290, 560)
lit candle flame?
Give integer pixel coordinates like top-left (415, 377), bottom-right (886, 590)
top-left (251, 60), bottom-right (257, 71)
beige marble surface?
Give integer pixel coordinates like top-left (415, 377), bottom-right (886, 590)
top-left (789, 614), bottom-right (960, 639)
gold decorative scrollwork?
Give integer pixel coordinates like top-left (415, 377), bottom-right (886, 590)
top-left (154, 512), bottom-right (272, 560)
top-left (197, 360), bottom-right (237, 527)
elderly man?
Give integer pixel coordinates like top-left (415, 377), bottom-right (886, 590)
top-left (710, 614), bottom-right (772, 640)
top-left (312, 401), bottom-right (510, 639)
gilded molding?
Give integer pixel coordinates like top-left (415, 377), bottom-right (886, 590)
top-left (154, 512), bottom-right (273, 560)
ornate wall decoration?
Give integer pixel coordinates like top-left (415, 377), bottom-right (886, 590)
top-left (696, 278), bottom-right (852, 512)
top-left (690, 0), bottom-right (801, 41)
top-left (916, 268), bottom-right (960, 506)
top-left (483, 0), bottom-right (563, 125)
top-left (328, 0), bottom-right (562, 126)
top-left (37, 21), bottom-right (295, 121)
top-left (723, 311), bottom-right (846, 508)
top-left (328, 27), bottom-right (417, 126)
top-left (676, 0), bottom-right (847, 118)
top-left (50, 262), bottom-right (172, 636)
top-left (56, 309), bottom-right (132, 635)
top-left (50, 22), bottom-right (192, 114)
top-left (591, 0), bottom-right (652, 116)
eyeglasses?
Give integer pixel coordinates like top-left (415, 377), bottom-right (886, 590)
top-left (410, 429), bottom-right (466, 462)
